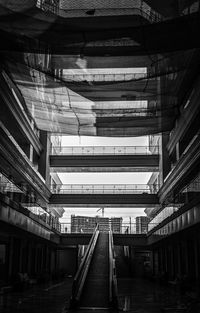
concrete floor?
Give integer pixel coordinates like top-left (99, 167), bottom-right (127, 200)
top-left (0, 278), bottom-right (73, 313)
top-left (1, 277), bottom-right (199, 313)
top-left (118, 278), bottom-right (200, 313)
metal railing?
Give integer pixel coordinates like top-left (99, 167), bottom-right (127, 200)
top-left (23, 204), bottom-right (61, 232)
top-left (0, 173), bottom-right (24, 194)
top-left (51, 145), bottom-right (159, 155)
top-left (36, 0), bottom-right (59, 14)
top-left (0, 121), bottom-right (45, 184)
top-left (60, 222), bottom-right (159, 234)
top-left (59, 0), bottom-right (163, 23)
top-left (70, 225), bottom-right (99, 308)
top-left (182, 181), bottom-right (200, 193)
top-left (63, 72), bottom-right (147, 82)
top-left (51, 184), bottom-right (159, 194)
top-left (109, 230), bottom-right (118, 309)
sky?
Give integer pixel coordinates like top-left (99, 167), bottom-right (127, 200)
top-left (56, 135), bottom-right (152, 222)
top-left (58, 135), bottom-right (151, 184)
top-left (58, 172), bottom-right (152, 184)
top-left (61, 135), bottom-right (149, 146)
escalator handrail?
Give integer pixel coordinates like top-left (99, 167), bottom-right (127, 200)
top-left (109, 230), bottom-right (119, 309)
top-left (74, 224), bottom-right (98, 282)
top-left (76, 230), bottom-right (99, 301)
top-left (71, 225), bottom-right (99, 307)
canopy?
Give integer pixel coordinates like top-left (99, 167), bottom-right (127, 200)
top-left (0, 0), bottom-right (200, 136)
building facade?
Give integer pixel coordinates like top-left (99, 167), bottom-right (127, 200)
top-left (71, 215), bottom-right (122, 233)
top-left (136, 216), bottom-right (150, 234)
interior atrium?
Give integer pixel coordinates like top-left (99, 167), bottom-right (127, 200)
top-left (1, 1), bottom-right (200, 312)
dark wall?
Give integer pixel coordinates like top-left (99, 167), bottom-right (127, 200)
top-left (151, 223), bottom-right (200, 286)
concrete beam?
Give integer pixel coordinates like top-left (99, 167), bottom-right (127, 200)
top-left (49, 155), bottom-right (159, 170)
top-left (113, 234), bottom-right (148, 247)
top-left (50, 166), bottom-right (158, 173)
top-left (66, 79), bottom-right (157, 100)
top-left (60, 233), bottom-right (92, 246)
top-left (1, 12), bottom-right (200, 55)
top-left (50, 194), bottom-right (159, 207)
top-left (59, 233), bottom-right (149, 247)
top-left (51, 55), bottom-right (152, 69)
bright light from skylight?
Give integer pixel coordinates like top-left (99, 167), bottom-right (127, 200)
top-left (61, 135), bottom-right (149, 146)
top-left (63, 67), bottom-right (147, 75)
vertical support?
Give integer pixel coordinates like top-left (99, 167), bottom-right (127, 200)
top-left (150, 250), bottom-right (154, 276)
top-left (27, 241), bottom-right (32, 275)
top-left (30, 144), bottom-right (34, 163)
top-left (38, 131), bottom-right (51, 186)
top-left (194, 238), bottom-right (199, 281)
top-left (159, 132), bottom-right (171, 185)
top-left (8, 237), bottom-right (14, 279)
top-left (19, 239), bottom-right (24, 273)
top-left (177, 242), bottom-right (181, 277)
top-left (175, 141), bottom-right (180, 161)
top-left (169, 245), bottom-right (174, 279)
top-left (184, 241), bottom-right (189, 276)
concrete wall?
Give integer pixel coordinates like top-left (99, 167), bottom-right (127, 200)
top-left (57, 247), bottom-right (78, 276)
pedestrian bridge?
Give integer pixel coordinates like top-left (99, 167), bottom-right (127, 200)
top-left (49, 184), bottom-right (159, 207)
top-left (51, 183), bottom-right (159, 194)
top-left (50, 145), bottom-right (159, 172)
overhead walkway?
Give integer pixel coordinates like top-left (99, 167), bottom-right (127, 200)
top-left (50, 145), bottom-right (159, 172)
top-left (70, 226), bottom-right (118, 310)
top-left (50, 194), bottom-right (159, 207)
top-left (50, 184), bottom-right (159, 207)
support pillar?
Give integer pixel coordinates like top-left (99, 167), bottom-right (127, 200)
top-left (159, 133), bottom-right (171, 185)
top-left (194, 238), bottom-right (199, 280)
top-left (38, 131), bottom-right (51, 186)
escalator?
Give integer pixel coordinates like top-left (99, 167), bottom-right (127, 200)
top-left (79, 232), bottom-right (109, 308)
top-left (70, 227), bottom-right (118, 310)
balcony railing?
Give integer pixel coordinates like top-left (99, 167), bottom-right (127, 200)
top-left (60, 222), bottom-right (158, 234)
top-left (24, 204), bottom-right (61, 232)
top-left (51, 145), bottom-right (159, 155)
top-left (0, 121), bottom-right (45, 184)
top-left (148, 206), bottom-right (180, 232)
top-left (0, 173), bottom-right (24, 194)
top-left (51, 184), bottom-right (159, 194)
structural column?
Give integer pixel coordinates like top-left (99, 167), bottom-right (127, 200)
top-left (38, 131), bottom-right (51, 186)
